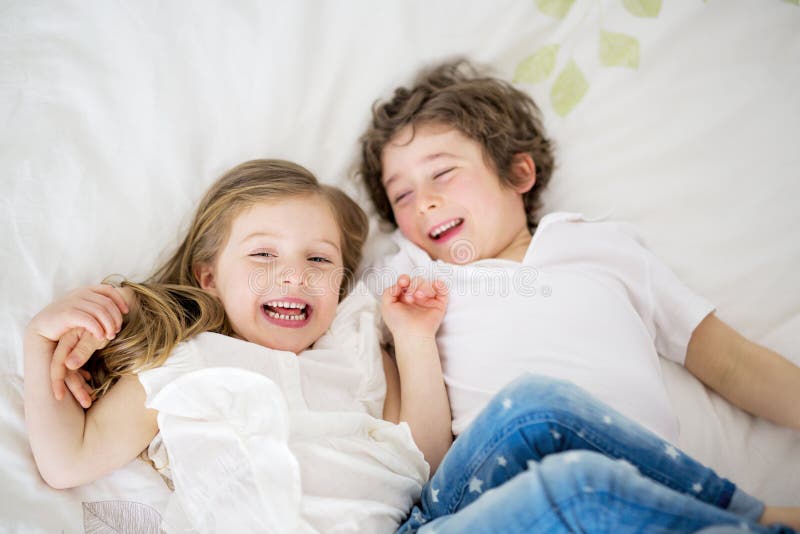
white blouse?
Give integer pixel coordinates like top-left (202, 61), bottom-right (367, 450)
top-left (138, 283), bottom-right (428, 534)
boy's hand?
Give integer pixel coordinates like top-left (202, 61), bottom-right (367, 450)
top-left (27, 284), bottom-right (129, 404)
top-left (381, 275), bottom-right (449, 340)
top-left (51, 328), bottom-right (108, 407)
top-left (28, 284), bottom-right (129, 343)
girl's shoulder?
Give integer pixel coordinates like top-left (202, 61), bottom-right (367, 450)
top-left (313, 281), bottom-right (380, 350)
top-left (136, 333), bottom-right (293, 406)
top-left (302, 282), bottom-right (386, 417)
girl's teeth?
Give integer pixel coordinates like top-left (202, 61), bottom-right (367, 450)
top-left (267, 310), bottom-right (307, 321)
top-left (267, 301), bottom-right (306, 309)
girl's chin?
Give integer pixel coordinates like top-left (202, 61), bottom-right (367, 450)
top-left (261, 336), bottom-right (311, 355)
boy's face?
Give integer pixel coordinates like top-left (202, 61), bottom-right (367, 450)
top-left (381, 123), bottom-right (533, 264)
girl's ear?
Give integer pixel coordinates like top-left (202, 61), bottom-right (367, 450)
top-left (510, 153), bottom-right (536, 193)
top-left (194, 262), bottom-right (218, 296)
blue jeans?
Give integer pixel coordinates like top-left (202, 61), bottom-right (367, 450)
top-left (397, 374), bottom-right (795, 534)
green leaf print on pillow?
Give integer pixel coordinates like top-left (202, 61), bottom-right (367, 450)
top-left (550, 60), bottom-right (589, 117)
top-left (514, 45), bottom-right (560, 83)
top-left (535, 0), bottom-right (575, 19)
top-left (622, 0), bottom-right (662, 17)
top-left (599, 31), bottom-right (640, 69)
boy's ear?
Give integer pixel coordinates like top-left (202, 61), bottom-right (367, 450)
top-left (510, 153), bottom-right (536, 194)
top-left (194, 262), bottom-right (218, 296)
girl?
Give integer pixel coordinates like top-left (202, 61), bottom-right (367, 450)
top-left (25, 159), bottom-right (447, 532)
top-left (26, 160), bottom-right (795, 533)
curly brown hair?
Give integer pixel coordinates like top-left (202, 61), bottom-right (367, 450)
top-left (358, 59), bottom-right (555, 230)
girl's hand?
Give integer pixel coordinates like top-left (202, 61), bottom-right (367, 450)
top-left (51, 328), bottom-right (108, 406)
top-left (381, 275), bottom-right (448, 340)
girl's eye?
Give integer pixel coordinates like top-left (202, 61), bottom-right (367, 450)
top-left (433, 168), bottom-right (454, 179)
top-left (250, 252), bottom-right (276, 258)
top-left (308, 256), bottom-right (332, 264)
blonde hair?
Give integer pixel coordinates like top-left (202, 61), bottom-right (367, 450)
top-left (87, 159), bottom-right (368, 399)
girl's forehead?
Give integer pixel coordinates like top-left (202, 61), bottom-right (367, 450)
top-left (230, 195), bottom-right (342, 248)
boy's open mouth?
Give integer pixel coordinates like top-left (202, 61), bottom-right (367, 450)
top-left (262, 299), bottom-right (312, 327)
top-left (429, 218), bottom-right (464, 241)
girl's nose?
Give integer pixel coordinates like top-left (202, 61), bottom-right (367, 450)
top-left (279, 260), bottom-right (306, 286)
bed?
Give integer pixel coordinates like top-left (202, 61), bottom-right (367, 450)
top-left (2, 1), bottom-right (799, 531)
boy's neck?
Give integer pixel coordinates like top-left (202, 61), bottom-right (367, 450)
top-left (493, 227), bottom-right (533, 263)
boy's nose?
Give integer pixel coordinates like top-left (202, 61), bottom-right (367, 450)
top-left (416, 190), bottom-right (441, 214)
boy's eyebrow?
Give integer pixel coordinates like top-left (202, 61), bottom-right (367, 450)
top-left (241, 232), bottom-right (340, 252)
top-left (382, 152), bottom-right (456, 187)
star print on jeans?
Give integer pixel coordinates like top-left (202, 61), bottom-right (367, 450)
top-left (468, 477), bottom-right (484, 494)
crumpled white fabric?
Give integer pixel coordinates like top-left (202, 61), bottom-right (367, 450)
top-left (137, 285), bottom-right (428, 533)
top-left (148, 367), bottom-right (307, 534)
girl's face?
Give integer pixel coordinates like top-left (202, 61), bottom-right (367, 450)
top-left (198, 195), bottom-right (345, 354)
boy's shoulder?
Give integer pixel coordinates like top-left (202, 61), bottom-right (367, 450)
top-left (535, 211), bottom-right (643, 243)
top-left (528, 212), bottom-right (651, 266)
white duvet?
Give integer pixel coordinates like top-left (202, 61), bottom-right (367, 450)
top-left (2, 1), bottom-right (799, 532)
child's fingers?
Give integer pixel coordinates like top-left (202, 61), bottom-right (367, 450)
top-left (433, 279), bottom-right (449, 296)
top-left (51, 329), bottom-right (81, 400)
top-left (61, 307), bottom-right (108, 341)
top-left (86, 287), bottom-right (127, 328)
top-left (76, 297), bottom-right (118, 339)
top-left (65, 372), bottom-right (92, 409)
top-left (413, 281), bottom-right (436, 300)
top-left (84, 291), bottom-right (124, 334)
top-left (388, 282), bottom-right (404, 299)
top-left (91, 284), bottom-right (130, 315)
top-left (75, 294), bottom-right (122, 339)
top-left (65, 331), bottom-right (106, 370)
top-left (384, 275), bottom-right (413, 302)
top-left (52, 379), bottom-right (66, 402)
top-left (403, 276), bottom-right (426, 303)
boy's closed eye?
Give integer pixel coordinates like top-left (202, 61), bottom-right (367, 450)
top-left (393, 191), bottom-right (412, 204)
top-left (433, 167), bottom-right (454, 180)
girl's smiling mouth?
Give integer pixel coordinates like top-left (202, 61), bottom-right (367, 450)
top-left (261, 298), bottom-right (312, 328)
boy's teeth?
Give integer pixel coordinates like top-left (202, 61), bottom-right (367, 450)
top-left (431, 219), bottom-right (460, 238)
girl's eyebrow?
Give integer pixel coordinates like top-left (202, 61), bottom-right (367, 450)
top-left (240, 231), bottom-right (279, 243)
top-left (241, 232), bottom-right (340, 252)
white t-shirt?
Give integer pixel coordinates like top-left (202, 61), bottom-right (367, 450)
top-left (137, 283), bottom-right (428, 534)
top-left (365, 212), bottom-right (714, 442)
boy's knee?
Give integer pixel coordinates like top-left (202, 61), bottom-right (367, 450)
top-left (496, 373), bottom-right (588, 414)
top-left (539, 450), bottom-right (640, 496)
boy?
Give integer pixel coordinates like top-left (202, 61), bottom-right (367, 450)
top-left (359, 60), bottom-right (800, 444)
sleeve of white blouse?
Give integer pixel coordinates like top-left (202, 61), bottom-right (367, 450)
top-left (612, 222), bottom-right (716, 365)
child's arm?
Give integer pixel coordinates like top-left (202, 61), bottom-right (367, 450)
top-left (685, 313), bottom-right (800, 429)
top-left (49, 285), bottom-right (137, 408)
top-left (381, 275), bottom-right (452, 473)
top-left (24, 286), bottom-right (158, 489)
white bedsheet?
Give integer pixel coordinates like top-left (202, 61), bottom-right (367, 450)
top-left (2, 0), bottom-right (799, 530)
